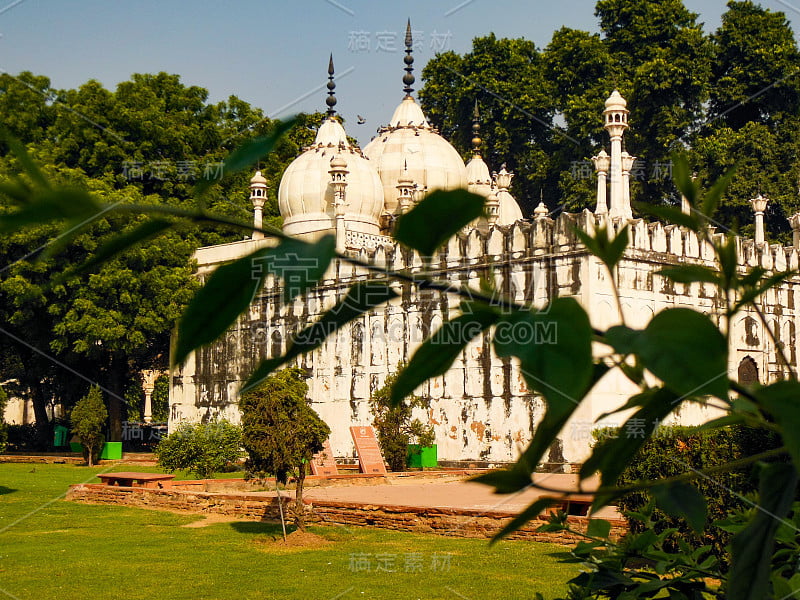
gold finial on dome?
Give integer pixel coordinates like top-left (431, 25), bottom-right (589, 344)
top-left (326, 54), bottom-right (337, 117)
top-left (471, 100), bottom-right (482, 156)
top-left (403, 19), bottom-right (415, 97)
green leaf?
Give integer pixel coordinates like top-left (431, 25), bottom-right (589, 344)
top-left (391, 308), bottom-right (499, 406)
top-left (195, 117), bottom-right (299, 193)
top-left (0, 189), bottom-right (100, 233)
top-left (729, 463), bottom-right (798, 600)
top-left (753, 381), bottom-right (800, 471)
top-left (672, 153), bottom-right (697, 209)
top-left (612, 309), bottom-right (728, 400)
top-left (586, 518), bottom-right (612, 539)
top-left (60, 219), bottom-right (173, 279)
top-left (652, 482), bottom-right (707, 533)
top-left (493, 298), bottom-right (594, 481)
top-left (574, 225), bottom-right (629, 271)
top-left (471, 466), bottom-right (533, 495)
top-left (393, 189), bottom-right (485, 256)
top-left (634, 202), bottom-right (699, 231)
top-left (702, 164), bottom-right (737, 219)
top-left (658, 264), bottom-right (721, 286)
top-left (1, 128), bottom-right (51, 190)
top-left (490, 497), bottom-right (557, 543)
top-left (581, 387), bottom-right (681, 494)
top-left (241, 281), bottom-right (398, 392)
top-left (173, 236), bottom-right (335, 367)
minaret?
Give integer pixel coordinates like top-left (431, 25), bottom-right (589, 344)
top-left (329, 153), bottom-right (349, 252)
top-left (591, 149), bottom-right (610, 216)
top-left (403, 19), bottom-right (414, 97)
top-left (751, 194), bottom-right (769, 246)
top-left (249, 171), bottom-right (268, 240)
top-left (603, 90), bottom-right (630, 222)
top-left (620, 150), bottom-right (635, 221)
top-left (397, 160), bottom-right (414, 214)
top-left (789, 212), bottom-right (800, 248)
top-left (486, 183), bottom-right (500, 226)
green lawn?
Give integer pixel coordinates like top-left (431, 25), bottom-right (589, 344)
top-left (0, 463), bottom-right (578, 599)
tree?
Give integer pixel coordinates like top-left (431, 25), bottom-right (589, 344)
top-left (709, 1), bottom-right (800, 130)
top-left (0, 70), bottom-right (326, 442)
top-left (239, 367), bottom-right (330, 531)
top-left (154, 420), bottom-right (242, 479)
top-left (369, 366), bottom-right (434, 472)
top-left (70, 386), bottom-right (107, 467)
top-left (420, 35), bottom-right (554, 214)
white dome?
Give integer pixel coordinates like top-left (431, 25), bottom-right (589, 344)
top-left (363, 97), bottom-right (467, 214)
top-left (278, 117), bottom-right (383, 240)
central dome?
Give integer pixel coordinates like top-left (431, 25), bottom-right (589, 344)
top-left (363, 96), bottom-right (467, 215)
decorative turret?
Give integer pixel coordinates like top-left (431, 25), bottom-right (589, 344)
top-left (486, 184), bottom-right (500, 226)
top-left (789, 212), bottom-right (800, 248)
top-left (620, 151), bottom-right (636, 221)
top-left (591, 150), bottom-right (610, 216)
top-left (751, 194), bottom-right (769, 246)
top-left (329, 151), bottom-right (349, 252)
top-left (396, 160), bottom-right (415, 214)
top-left (533, 201), bottom-right (549, 219)
top-left (603, 90), bottom-right (631, 222)
top-left (249, 170), bottom-right (268, 240)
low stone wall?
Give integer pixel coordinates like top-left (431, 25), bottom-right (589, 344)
top-left (66, 484), bottom-right (626, 544)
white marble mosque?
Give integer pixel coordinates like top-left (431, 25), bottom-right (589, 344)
top-left (169, 26), bottom-right (800, 466)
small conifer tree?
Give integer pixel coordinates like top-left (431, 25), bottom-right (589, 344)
top-left (70, 386), bottom-right (108, 467)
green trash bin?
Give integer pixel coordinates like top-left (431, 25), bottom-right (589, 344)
top-left (53, 425), bottom-right (69, 448)
top-left (100, 442), bottom-right (123, 460)
top-left (407, 444), bottom-right (438, 468)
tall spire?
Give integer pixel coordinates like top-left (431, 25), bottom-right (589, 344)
top-left (403, 19), bottom-right (415, 97)
top-left (326, 53), bottom-right (337, 117)
top-left (471, 100), bottom-right (482, 156)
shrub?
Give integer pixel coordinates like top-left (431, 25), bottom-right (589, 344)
top-left (155, 420), bottom-right (242, 479)
top-left (6, 424), bottom-right (39, 451)
top-left (70, 386), bottom-right (108, 466)
top-left (240, 367), bottom-right (330, 530)
top-left (612, 424), bottom-right (783, 567)
top-left (370, 366), bottom-right (434, 472)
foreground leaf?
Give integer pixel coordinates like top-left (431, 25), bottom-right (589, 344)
top-left (391, 308), bottom-right (499, 405)
top-left (393, 189), bottom-right (485, 256)
top-left (729, 463), bottom-right (798, 600)
top-left (173, 236), bottom-right (335, 366)
top-left (242, 281), bottom-right (398, 392)
top-left (652, 481), bottom-right (707, 533)
top-left (754, 381), bottom-right (800, 471)
top-left (605, 309), bottom-right (728, 400)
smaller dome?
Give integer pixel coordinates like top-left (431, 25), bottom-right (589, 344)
top-left (388, 96), bottom-right (430, 128)
top-left (250, 170), bottom-right (267, 185)
top-left (315, 117), bottom-right (349, 146)
top-left (533, 201), bottom-right (549, 218)
top-left (497, 189), bottom-right (524, 224)
top-left (466, 155), bottom-right (492, 198)
top-left (330, 154), bottom-right (347, 169)
top-left (604, 90), bottom-right (627, 110)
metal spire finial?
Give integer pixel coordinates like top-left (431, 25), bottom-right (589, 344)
top-left (326, 53), bottom-right (337, 117)
top-left (471, 99), bottom-right (482, 155)
top-left (403, 19), bottom-right (415, 96)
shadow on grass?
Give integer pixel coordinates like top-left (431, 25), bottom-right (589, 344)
top-left (0, 486), bottom-right (17, 495)
top-left (230, 521), bottom-right (289, 536)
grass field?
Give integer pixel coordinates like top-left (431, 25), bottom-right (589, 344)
top-left (0, 463), bottom-right (578, 599)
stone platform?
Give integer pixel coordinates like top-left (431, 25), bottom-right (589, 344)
top-left (66, 470), bottom-right (625, 544)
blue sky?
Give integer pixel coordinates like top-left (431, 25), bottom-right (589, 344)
top-left (1, 1), bottom-right (796, 145)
